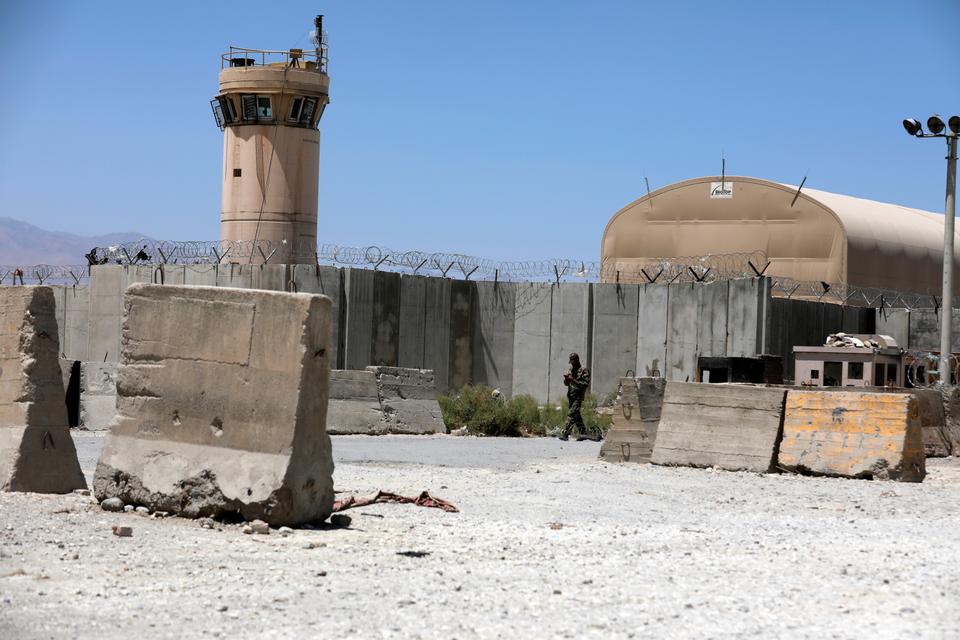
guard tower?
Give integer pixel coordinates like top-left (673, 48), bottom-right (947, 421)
top-left (211, 16), bottom-right (330, 264)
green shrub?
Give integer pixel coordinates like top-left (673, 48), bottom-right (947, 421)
top-left (438, 386), bottom-right (611, 437)
top-left (581, 392), bottom-right (613, 434)
top-left (439, 385), bottom-right (524, 436)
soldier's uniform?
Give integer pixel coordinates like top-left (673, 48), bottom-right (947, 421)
top-left (561, 360), bottom-right (593, 440)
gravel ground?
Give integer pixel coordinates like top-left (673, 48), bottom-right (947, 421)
top-left (2, 433), bottom-right (959, 639)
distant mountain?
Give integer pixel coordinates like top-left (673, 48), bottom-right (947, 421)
top-left (0, 217), bottom-right (153, 266)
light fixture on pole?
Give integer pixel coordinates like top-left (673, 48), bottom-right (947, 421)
top-left (903, 114), bottom-right (960, 385)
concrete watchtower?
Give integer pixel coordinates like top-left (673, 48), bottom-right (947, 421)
top-left (211, 16), bottom-right (330, 264)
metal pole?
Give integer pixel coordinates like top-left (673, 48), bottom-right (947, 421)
top-left (939, 134), bottom-right (958, 384)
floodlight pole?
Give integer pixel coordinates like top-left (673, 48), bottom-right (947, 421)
top-left (940, 134), bottom-right (958, 385)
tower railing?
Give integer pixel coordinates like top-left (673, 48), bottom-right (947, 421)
top-left (221, 46), bottom-right (328, 74)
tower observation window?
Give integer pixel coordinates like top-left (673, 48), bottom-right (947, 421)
top-left (239, 94), bottom-right (274, 122)
top-left (219, 96), bottom-right (237, 123)
top-left (257, 96), bottom-right (273, 120)
top-left (241, 95), bottom-right (258, 122)
top-left (288, 97), bottom-right (304, 123)
top-left (300, 98), bottom-right (316, 126)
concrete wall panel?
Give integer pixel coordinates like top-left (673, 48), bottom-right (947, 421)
top-left (697, 281), bottom-right (729, 358)
top-left (86, 265), bottom-right (126, 363)
top-left (666, 284), bottom-right (699, 382)
top-left (63, 286), bottom-right (90, 362)
top-left (215, 264), bottom-right (257, 289)
top-left (548, 283), bottom-right (592, 403)
top-left (591, 283), bottom-right (639, 401)
top-left (447, 280), bottom-right (474, 391)
top-left (343, 268), bottom-right (374, 371)
top-left (397, 275), bottom-right (427, 370)
top-left (183, 265), bottom-right (219, 287)
top-left (423, 277), bottom-right (451, 393)
top-left (252, 265), bottom-right (289, 291)
top-left (636, 284), bottom-right (668, 378)
top-left (471, 281), bottom-right (516, 395)
top-left (876, 308), bottom-right (911, 349)
top-left (512, 283), bottom-right (552, 402)
top-left (726, 278), bottom-right (766, 357)
top-left (371, 271), bottom-right (401, 367)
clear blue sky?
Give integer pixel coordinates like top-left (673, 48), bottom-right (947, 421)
top-left (1, 1), bottom-right (958, 260)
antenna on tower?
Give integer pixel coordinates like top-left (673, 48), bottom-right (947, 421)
top-left (313, 15), bottom-right (324, 49)
top-left (312, 15), bottom-right (328, 72)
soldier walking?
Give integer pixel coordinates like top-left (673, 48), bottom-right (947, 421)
top-left (559, 352), bottom-right (598, 441)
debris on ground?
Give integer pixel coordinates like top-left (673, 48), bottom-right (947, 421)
top-left (332, 490), bottom-right (459, 513)
top-left (100, 497), bottom-right (124, 512)
top-left (111, 525), bottom-right (132, 537)
top-left (329, 514), bottom-right (352, 528)
top-left (242, 520), bottom-right (270, 535)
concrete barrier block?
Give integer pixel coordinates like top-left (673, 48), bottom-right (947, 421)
top-left (599, 377), bottom-right (666, 463)
top-left (939, 386), bottom-right (960, 456)
top-left (0, 287), bottom-right (86, 493)
top-left (779, 390), bottom-right (925, 482)
top-left (326, 370), bottom-right (386, 434)
top-left (908, 389), bottom-right (951, 457)
top-left (94, 284), bottom-right (334, 525)
top-left (651, 382), bottom-right (786, 472)
top-left (368, 366), bottom-right (446, 434)
top-left (79, 362), bottom-right (117, 432)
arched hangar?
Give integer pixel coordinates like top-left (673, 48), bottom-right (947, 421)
top-left (600, 176), bottom-right (959, 295)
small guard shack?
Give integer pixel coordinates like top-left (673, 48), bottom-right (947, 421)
top-left (793, 334), bottom-right (904, 387)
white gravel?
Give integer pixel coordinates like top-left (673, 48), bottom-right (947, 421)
top-left (1, 434), bottom-right (958, 639)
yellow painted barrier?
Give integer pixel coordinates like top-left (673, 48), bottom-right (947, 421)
top-left (779, 390), bottom-right (925, 482)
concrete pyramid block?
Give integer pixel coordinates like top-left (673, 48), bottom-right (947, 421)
top-left (94, 284), bottom-right (334, 525)
top-left (599, 377), bottom-right (666, 463)
top-left (0, 287), bottom-right (86, 493)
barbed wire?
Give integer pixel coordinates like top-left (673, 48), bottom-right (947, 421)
top-left (904, 351), bottom-right (960, 388)
top-left (86, 240), bottom-right (767, 282)
top-left (0, 265), bottom-right (89, 286)
top-left (0, 239), bottom-right (946, 312)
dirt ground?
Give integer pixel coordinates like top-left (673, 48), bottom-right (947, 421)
top-left (2, 433), bottom-right (958, 639)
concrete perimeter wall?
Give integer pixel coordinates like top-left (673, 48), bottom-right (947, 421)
top-left (42, 265), bottom-right (878, 404)
top-left (876, 307), bottom-right (960, 354)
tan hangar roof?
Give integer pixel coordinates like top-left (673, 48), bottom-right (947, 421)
top-left (600, 175), bottom-right (959, 294)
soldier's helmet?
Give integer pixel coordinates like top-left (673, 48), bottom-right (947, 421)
top-left (568, 352), bottom-right (580, 363)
